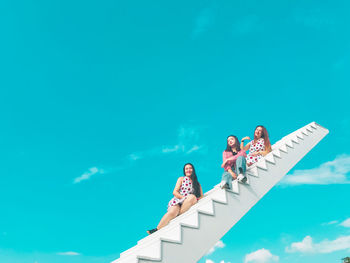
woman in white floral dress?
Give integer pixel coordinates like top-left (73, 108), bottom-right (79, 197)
top-left (241, 125), bottom-right (272, 166)
top-left (147, 163), bottom-right (203, 235)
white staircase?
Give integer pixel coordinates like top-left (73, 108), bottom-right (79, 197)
top-left (112, 122), bottom-right (329, 263)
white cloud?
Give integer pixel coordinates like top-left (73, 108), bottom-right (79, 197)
top-left (56, 251), bottom-right (80, 256)
top-left (206, 240), bottom-right (225, 255)
top-left (162, 145), bottom-right (182, 153)
top-left (286, 235), bottom-right (350, 254)
top-left (340, 218), bottom-right (350, 228)
top-left (128, 153), bottom-right (143, 161)
top-left (129, 125), bottom-right (206, 159)
top-left (73, 167), bottom-right (104, 184)
top-left (286, 236), bottom-right (314, 253)
top-left (186, 145), bottom-right (202, 154)
top-left (206, 260), bottom-right (215, 263)
top-left (280, 154), bottom-right (350, 186)
top-left (161, 125), bottom-right (206, 155)
top-left (322, 220), bottom-right (338, 226)
top-left (245, 249), bottom-right (279, 263)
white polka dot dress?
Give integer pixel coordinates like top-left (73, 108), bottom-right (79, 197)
top-left (246, 138), bottom-right (265, 166)
top-left (168, 176), bottom-right (194, 210)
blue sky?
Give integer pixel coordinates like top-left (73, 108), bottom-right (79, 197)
top-left (0, 0), bottom-right (349, 263)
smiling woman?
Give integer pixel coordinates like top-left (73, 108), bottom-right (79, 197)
top-left (147, 163), bottom-right (203, 235)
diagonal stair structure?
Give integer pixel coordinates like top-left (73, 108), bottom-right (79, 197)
top-left (112, 122), bottom-right (329, 263)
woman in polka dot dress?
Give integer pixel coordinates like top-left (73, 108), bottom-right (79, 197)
top-left (241, 125), bottom-right (272, 166)
top-left (147, 163), bottom-right (203, 235)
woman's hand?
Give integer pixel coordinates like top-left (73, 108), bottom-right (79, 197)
top-left (221, 159), bottom-right (228, 168)
top-left (241, 136), bottom-right (251, 141)
top-left (251, 151), bottom-right (261, 157)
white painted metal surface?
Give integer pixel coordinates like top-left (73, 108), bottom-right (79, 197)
top-left (112, 122), bottom-right (329, 263)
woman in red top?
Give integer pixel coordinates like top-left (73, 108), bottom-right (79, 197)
top-left (220, 135), bottom-right (247, 189)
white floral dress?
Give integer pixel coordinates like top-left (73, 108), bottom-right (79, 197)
top-left (246, 138), bottom-right (265, 166)
top-left (168, 176), bottom-right (194, 210)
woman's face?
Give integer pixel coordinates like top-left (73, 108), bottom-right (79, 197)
top-left (227, 136), bottom-right (236, 147)
top-left (184, 164), bottom-right (193, 177)
top-left (255, 127), bottom-right (263, 139)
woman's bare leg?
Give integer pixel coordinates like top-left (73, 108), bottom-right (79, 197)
top-left (179, 194), bottom-right (197, 215)
top-left (157, 205), bottom-right (181, 230)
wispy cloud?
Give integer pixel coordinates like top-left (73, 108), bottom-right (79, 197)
top-left (286, 235), bottom-right (350, 254)
top-left (340, 218), bottom-right (350, 228)
top-left (322, 220), bottom-right (339, 226)
top-left (73, 167), bottom-right (105, 184)
top-left (206, 240), bottom-right (225, 255)
top-left (244, 249), bottom-right (279, 263)
top-left (56, 251), bottom-right (80, 256)
top-left (205, 260), bottom-right (230, 263)
top-left (130, 125), bottom-right (207, 159)
top-left (280, 154), bottom-right (350, 186)
top-left (75, 125), bottom-right (206, 183)
top-left (192, 8), bottom-right (216, 38)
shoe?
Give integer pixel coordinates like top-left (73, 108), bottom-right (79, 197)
top-left (147, 228), bottom-right (158, 235)
top-left (237, 174), bottom-right (247, 183)
top-left (220, 181), bottom-right (228, 189)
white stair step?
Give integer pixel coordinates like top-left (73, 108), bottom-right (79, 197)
top-left (112, 254), bottom-right (138, 263)
top-left (226, 180), bottom-right (240, 194)
top-left (285, 139), bottom-right (294, 148)
top-left (210, 189), bottom-right (227, 204)
top-left (137, 239), bottom-right (161, 260)
top-left (272, 149), bottom-right (281, 158)
top-left (291, 135), bottom-right (299, 144)
top-left (306, 126), bottom-right (313, 133)
top-left (247, 166), bottom-right (258, 177)
top-left (160, 224), bottom-right (182, 243)
top-left (311, 122), bottom-right (317, 129)
top-left (296, 131), bottom-right (304, 140)
top-left (301, 128), bottom-right (309, 135)
top-left (179, 211), bottom-right (199, 228)
top-left (256, 159), bottom-right (268, 170)
top-left (279, 143), bottom-right (288, 153)
top-left (196, 199), bottom-right (214, 215)
top-left (265, 153), bottom-right (275, 164)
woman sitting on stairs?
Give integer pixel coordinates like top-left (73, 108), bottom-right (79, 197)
top-left (147, 163), bottom-right (203, 235)
top-left (241, 125), bottom-right (272, 166)
top-left (220, 135), bottom-right (248, 189)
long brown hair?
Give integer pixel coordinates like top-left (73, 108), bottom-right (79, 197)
top-left (254, 125), bottom-right (271, 152)
top-left (183, 163), bottom-right (201, 198)
top-left (225, 135), bottom-right (241, 153)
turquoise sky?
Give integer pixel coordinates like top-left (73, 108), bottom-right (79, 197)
top-left (1, 0), bottom-right (349, 263)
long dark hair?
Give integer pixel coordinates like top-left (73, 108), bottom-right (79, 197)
top-left (254, 125), bottom-right (271, 151)
top-left (183, 163), bottom-right (201, 198)
top-left (225, 135), bottom-right (241, 154)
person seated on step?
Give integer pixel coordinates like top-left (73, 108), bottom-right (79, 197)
top-left (220, 135), bottom-right (247, 188)
top-left (240, 125), bottom-right (272, 167)
top-left (147, 163), bottom-right (203, 235)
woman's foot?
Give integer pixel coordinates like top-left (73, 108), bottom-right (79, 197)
top-left (147, 228), bottom-right (158, 235)
top-left (220, 181), bottom-right (228, 189)
top-left (237, 174), bottom-right (247, 183)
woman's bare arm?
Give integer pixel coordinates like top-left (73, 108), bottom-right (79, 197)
top-left (240, 136), bottom-right (251, 151)
top-left (173, 177), bottom-right (184, 199)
